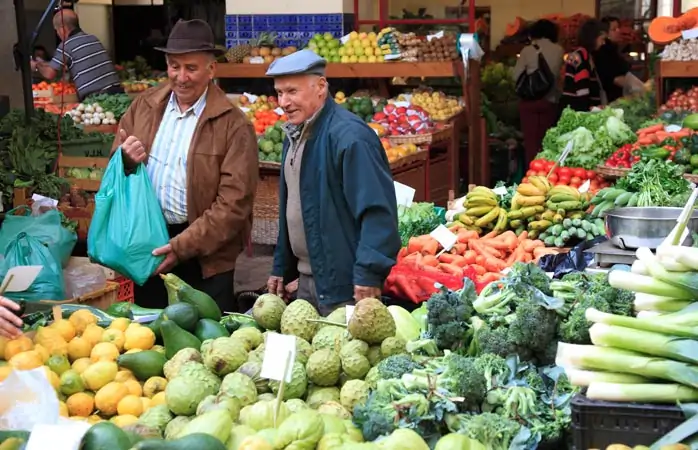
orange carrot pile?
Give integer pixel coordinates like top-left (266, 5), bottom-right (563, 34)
top-left (634, 123), bottom-right (693, 146)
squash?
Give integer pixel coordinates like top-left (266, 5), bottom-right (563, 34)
top-left (648, 7), bottom-right (698, 45)
top-left (505, 17), bottom-right (526, 37)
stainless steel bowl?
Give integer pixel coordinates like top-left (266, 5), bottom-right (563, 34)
top-left (605, 207), bottom-right (698, 250)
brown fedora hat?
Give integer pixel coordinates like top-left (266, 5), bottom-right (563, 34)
top-left (155, 19), bottom-right (224, 55)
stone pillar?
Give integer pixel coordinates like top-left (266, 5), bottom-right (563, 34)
top-left (0, 1), bottom-right (25, 108)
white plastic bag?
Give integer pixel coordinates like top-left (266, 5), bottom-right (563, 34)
top-left (0, 368), bottom-right (59, 430)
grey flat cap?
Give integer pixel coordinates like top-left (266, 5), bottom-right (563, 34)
top-left (265, 49), bottom-right (327, 77)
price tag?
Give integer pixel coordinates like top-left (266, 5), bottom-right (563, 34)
top-left (384, 54), bottom-right (401, 60)
top-left (239, 107), bottom-right (250, 113)
top-left (345, 305), bottom-right (355, 323)
top-left (665, 124), bottom-right (682, 133)
top-left (578, 179), bottom-right (591, 194)
top-left (274, 107), bottom-right (285, 116)
top-left (26, 423), bottom-right (91, 450)
top-left (1, 266), bottom-right (43, 293)
top-left (429, 224), bottom-right (457, 251)
top-left (426, 31), bottom-right (445, 41)
top-left (250, 57), bottom-right (265, 64)
top-left (243, 92), bottom-right (258, 103)
top-left (492, 186), bottom-right (508, 196)
top-left (340, 34), bottom-right (351, 45)
top-left (682, 27), bottom-right (698, 40)
top-left (558, 141), bottom-right (574, 166)
top-left (260, 332), bottom-right (297, 383)
top-left (394, 181), bottom-right (415, 207)
top-left (393, 101), bottom-right (410, 108)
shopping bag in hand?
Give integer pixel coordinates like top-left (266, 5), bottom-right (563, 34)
top-left (87, 148), bottom-right (169, 286)
top-left (0, 232), bottom-right (65, 301)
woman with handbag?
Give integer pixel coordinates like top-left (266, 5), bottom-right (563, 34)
top-left (514, 20), bottom-right (564, 165)
top-left (560, 19), bottom-right (608, 112)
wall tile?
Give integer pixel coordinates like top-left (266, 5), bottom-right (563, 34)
top-left (224, 13), bottom-right (356, 47)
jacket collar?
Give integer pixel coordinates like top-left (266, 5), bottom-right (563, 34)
top-left (143, 82), bottom-right (233, 121)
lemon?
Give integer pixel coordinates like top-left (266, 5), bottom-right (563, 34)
top-left (101, 329), bottom-right (125, 352)
top-left (4, 336), bottom-right (33, 360)
top-left (81, 360), bottom-right (118, 391)
top-left (95, 382), bottom-right (129, 416)
top-left (109, 317), bottom-right (130, 332)
top-left (43, 366), bottom-right (60, 389)
top-left (90, 342), bottom-right (119, 362)
top-left (82, 324), bottom-right (104, 347)
top-left (9, 350), bottom-right (43, 370)
top-left (117, 395), bottom-right (143, 417)
top-left (46, 354), bottom-right (71, 375)
top-left (72, 357), bottom-right (92, 374)
top-left (124, 326), bottom-right (155, 351)
top-left (142, 376), bottom-right (167, 398)
top-left (111, 414), bottom-right (139, 428)
top-left (33, 344), bottom-right (50, 362)
top-left (67, 336), bottom-right (92, 362)
top-left (115, 369), bottom-right (135, 383)
top-left (123, 379), bottom-right (143, 397)
top-left (69, 310), bottom-right (98, 335)
top-left (150, 391), bottom-right (166, 406)
top-left (58, 401), bottom-right (69, 417)
top-left (51, 319), bottom-right (76, 341)
top-left (60, 369), bottom-right (86, 396)
top-left (140, 397), bottom-right (152, 412)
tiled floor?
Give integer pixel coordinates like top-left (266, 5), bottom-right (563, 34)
top-left (234, 244), bottom-right (274, 292)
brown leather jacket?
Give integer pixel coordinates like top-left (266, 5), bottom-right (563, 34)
top-left (111, 82), bottom-right (258, 278)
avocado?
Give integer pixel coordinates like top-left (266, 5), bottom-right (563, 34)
top-left (116, 350), bottom-right (166, 381)
top-left (131, 433), bottom-right (227, 450)
top-left (160, 319), bottom-right (202, 360)
top-left (176, 284), bottom-right (222, 321)
top-left (148, 314), bottom-right (165, 342)
top-left (194, 318), bottom-right (229, 341)
top-left (162, 303), bottom-right (199, 332)
top-left (80, 422), bottom-right (132, 450)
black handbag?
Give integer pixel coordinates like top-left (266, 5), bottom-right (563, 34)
top-left (515, 44), bottom-right (555, 101)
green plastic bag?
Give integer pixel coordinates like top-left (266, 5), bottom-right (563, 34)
top-left (0, 232), bottom-right (65, 301)
top-left (0, 207), bottom-right (77, 267)
top-left (87, 148), bottom-right (169, 286)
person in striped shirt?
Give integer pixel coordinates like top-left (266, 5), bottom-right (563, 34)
top-left (559, 19), bottom-right (608, 112)
top-left (31, 9), bottom-right (122, 100)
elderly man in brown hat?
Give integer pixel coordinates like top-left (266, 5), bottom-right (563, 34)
top-left (112, 19), bottom-right (258, 311)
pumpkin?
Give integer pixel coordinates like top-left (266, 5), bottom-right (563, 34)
top-left (505, 17), bottom-right (527, 37)
top-left (648, 7), bottom-right (698, 45)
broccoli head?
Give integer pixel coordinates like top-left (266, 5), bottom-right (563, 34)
top-left (558, 294), bottom-right (611, 344)
top-left (522, 367), bottom-right (546, 393)
top-left (485, 385), bottom-right (538, 420)
top-left (609, 287), bottom-right (635, 317)
top-left (473, 353), bottom-right (511, 390)
top-left (508, 301), bottom-right (558, 354)
top-left (507, 262), bottom-right (552, 296)
top-left (426, 279), bottom-right (475, 351)
top-left (472, 281), bottom-right (517, 316)
top-left (469, 316), bottom-right (518, 359)
top-left (445, 412), bottom-right (523, 450)
top-left (376, 354), bottom-right (422, 380)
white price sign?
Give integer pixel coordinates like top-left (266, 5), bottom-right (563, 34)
top-left (345, 305), bottom-right (355, 323)
top-left (260, 332), bottom-right (297, 383)
top-left (682, 27), bottom-right (698, 40)
top-left (243, 92), bottom-right (258, 103)
top-left (492, 186), bottom-right (508, 196)
top-left (578, 179), bottom-right (591, 194)
top-left (429, 224), bottom-right (457, 251)
top-left (394, 181), bottom-right (415, 207)
top-left (26, 423), bottom-right (91, 450)
top-left (1, 266), bottom-right (42, 293)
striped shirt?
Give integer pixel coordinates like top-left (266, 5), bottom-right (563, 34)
top-left (559, 48), bottom-right (602, 112)
top-left (146, 90), bottom-right (208, 225)
top-left (49, 30), bottom-right (121, 99)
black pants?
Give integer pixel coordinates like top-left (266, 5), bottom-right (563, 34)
top-left (133, 223), bottom-right (236, 312)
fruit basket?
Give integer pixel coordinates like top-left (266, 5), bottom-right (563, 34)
top-left (389, 149), bottom-right (428, 169)
top-left (596, 164), bottom-right (630, 179)
top-left (388, 125), bottom-right (452, 146)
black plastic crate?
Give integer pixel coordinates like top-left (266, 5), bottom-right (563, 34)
top-left (571, 394), bottom-right (685, 449)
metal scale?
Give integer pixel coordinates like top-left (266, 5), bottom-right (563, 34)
top-left (585, 240), bottom-right (636, 268)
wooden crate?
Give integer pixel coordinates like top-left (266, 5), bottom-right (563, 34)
top-left (393, 159), bottom-right (426, 202)
top-left (40, 281), bottom-right (119, 310)
top-left (429, 153), bottom-right (451, 207)
top-left (59, 202), bottom-right (95, 240)
top-left (57, 155), bottom-right (107, 192)
top-left (252, 167), bottom-right (281, 245)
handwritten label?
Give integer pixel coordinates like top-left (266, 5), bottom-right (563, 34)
top-left (243, 93), bottom-right (258, 103)
top-left (430, 224), bottom-right (457, 251)
top-left (340, 34), bottom-right (351, 45)
top-left (260, 332), bottom-right (297, 383)
top-left (682, 27), bottom-right (698, 40)
top-left (26, 423), bottom-right (91, 450)
top-left (249, 57), bottom-right (265, 64)
top-left (393, 101), bottom-right (410, 108)
top-left (394, 181), bottom-right (415, 207)
top-left (558, 141), bottom-right (574, 165)
top-left (426, 31), bottom-right (445, 42)
top-left (492, 186), bottom-right (508, 196)
top-left (274, 107), bottom-right (285, 116)
top-left (578, 179), bottom-right (591, 194)
top-left (345, 305), bottom-right (355, 323)
top-left (240, 107), bottom-right (250, 113)
top-left (1, 266), bottom-right (43, 293)
top-left (665, 124), bottom-right (682, 133)
top-left (384, 54), bottom-right (401, 60)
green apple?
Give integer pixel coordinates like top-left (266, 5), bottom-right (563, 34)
top-left (323, 32), bottom-right (334, 41)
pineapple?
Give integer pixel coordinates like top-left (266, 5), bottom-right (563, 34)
top-left (226, 42), bottom-right (252, 63)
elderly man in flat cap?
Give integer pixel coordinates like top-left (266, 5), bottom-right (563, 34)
top-left (265, 49), bottom-right (401, 315)
top-left (112, 19), bottom-right (258, 311)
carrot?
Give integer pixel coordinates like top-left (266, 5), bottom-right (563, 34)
top-left (451, 243), bottom-right (468, 255)
top-left (523, 253), bottom-right (533, 263)
top-left (463, 250), bottom-right (477, 265)
top-left (439, 263), bottom-right (464, 277)
top-left (470, 240), bottom-right (502, 259)
top-left (393, 274), bottom-right (420, 302)
top-left (655, 131), bottom-right (670, 142)
top-left (439, 253), bottom-right (467, 267)
top-left (402, 252), bottom-right (420, 266)
top-left (637, 123), bottom-right (665, 135)
top-left (421, 239), bottom-right (439, 256)
top-left (635, 136), bottom-right (655, 146)
top-left (397, 247), bottom-right (408, 262)
top-left (478, 272), bottom-right (503, 284)
top-left (521, 239), bottom-right (544, 253)
top-left (517, 230), bottom-right (528, 243)
top-left (506, 246), bottom-right (525, 266)
top-left (481, 230), bottom-right (498, 240)
top-left (457, 229), bottom-right (478, 243)
top-left (407, 237), bottom-right (426, 254)
top-left (470, 264), bottom-right (487, 276)
top-left (672, 130), bottom-right (692, 139)
top-left (421, 254), bottom-right (439, 267)
top-left (482, 257), bottom-right (505, 273)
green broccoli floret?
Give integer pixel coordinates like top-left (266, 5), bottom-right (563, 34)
top-left (485, 385), bottom-right (538, 420)
top-left (507, 262), bottom-right (552, 296)
top-left (558, 295), bottom-right (611, 344)
top-left (609, 287), bottom-right (635, 317)
top-left (508, 300), bottom-right (558, 354)
top-left (401, 353), bottom-right (486, 407)
top-left (522, 368), bottom-right (546, 393)
top-left (445, 412), bottom-right (522, 450)
top-left (473, 353), bottom-right (511, 390)
top-left (468, 316), bottom-right (518, 359)
top-left (426, 279), bottom-right (476, 351)
top-left (529, 408), bottom-right (570, 445)
top-left (376, 354), bottom-right (422, 380)
top-left (472, 281), bottom-right (517, 315)
top-left (352, 389), bottom-right (398, 440)
top-left (535, 339), bottom-right (558, 366)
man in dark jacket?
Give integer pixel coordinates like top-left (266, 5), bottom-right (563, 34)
top-left (265, 50), bottom-right (400, 316)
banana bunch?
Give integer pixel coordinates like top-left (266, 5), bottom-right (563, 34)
top-left (455, 186), bottom-right (508, 234)
top-left (590, 187), bottom-right (636, 218)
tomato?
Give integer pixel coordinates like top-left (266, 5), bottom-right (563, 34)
top-left (526, 170), bottom-right (536, 177)
top-left (522, 177), bottom-right (529, 183)
top-left (556, 180), bottom-right (568, 186)
top-left (548, 173), bottom-right (559, 183)
top-left (558, 176), bottom-right (571, 185)
top-left (536, 171), bottom-right (548, 176)
top-left (586, 170), bottom-right (596, 179)
top-left (572, 168), bottom-right (586, 178)
top-left (590, 180), bottom-right (600, 190)
top-left (558, 167), bottom-right (572, 177)
top-left (570, 176), bottom-right (582, 184)
top-left (570, 181), bottom-right (581, 188)
top-left (545, 160), bottom-right (556, 171)
top-left (530, 160), bottom-right (544, 171)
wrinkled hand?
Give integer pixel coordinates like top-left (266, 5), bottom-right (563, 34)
top-left (354, 285), bottom-right (382, 301)
top-left (267, 276), bottom-right (287, 301)
top-left (119, 129), bottom-right (147, 166)
top-left (0, 297), bottom-right (23, 339)
top-left (30, 59), bottom-right (38, 71)
top-left (153, 244), bottom-right (179, 275)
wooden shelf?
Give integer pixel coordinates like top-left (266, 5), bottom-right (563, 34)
top-left (216, 62), bottom-right (464, 79)
top-left (658, 61), bottom-right (698, 78)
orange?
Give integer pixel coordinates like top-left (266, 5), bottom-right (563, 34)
top-left (66, 392), bottom-right (94, 417)
top-left (8, 350), bottom-right (43, 370)
top-left (117, 395), bottom-right (143, 417)
top-left (4, 336), bottom-right (33, 360)
top-left (122, 379), bottom-right (143, 397)
top-left (94, 382), bottom-right (129, 417)
top-left (67, 337), bottom-right (92, 362)
top-left (51, 319), bottom-right (76, 341)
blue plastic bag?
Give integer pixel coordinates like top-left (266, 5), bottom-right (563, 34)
top-left (87, 148), bottom-right (169, 286)
top-left (0, 232), bottom-right (65, 301)
top-left (0, 207), bottom-right (77, 267)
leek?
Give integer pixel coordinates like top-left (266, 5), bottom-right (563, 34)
top-left (636, 311), bottom-right (663, 318)
top-left (675, 245), bottom-right (698, 271)
top-left (634, 292), bottom-right (692, 313)
top-left (608, 269), bottom-right (693, 300)
top-left (564, 367), bottom-right (650, 387)
top-left (585, 307), bottom-right (698, 338)
top-left (587, 382), bottom-right (698, 403)
top-left (631, 260), bottom-right (649, 275)
top-left (555, 342), bottom-right (698, 387)
top-left (658, 255), bottom-right (692, 272)
top-left (589, 322), bottom-right (698, 364)
top-left (637, 247), bottom-right (698, 297)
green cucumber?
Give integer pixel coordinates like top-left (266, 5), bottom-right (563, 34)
top-left (592, 200), bottom-right (615, 218)
top-left (600, 188), bottom-right (625, 202)
top-left (614, 192), bottom-right (634, 207)
top-left (130, 305), bottom-right (164, 317)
